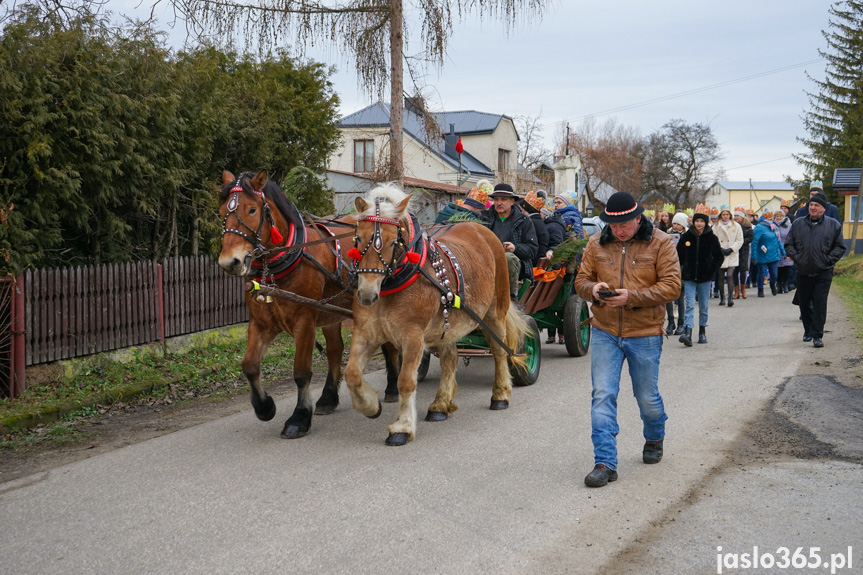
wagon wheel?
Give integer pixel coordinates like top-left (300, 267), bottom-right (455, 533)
top-left (510, 316), bottom-right (541, 386)
top-left (416, 349), bottom-right (431, 382)
top-left (563, 294), bottom-right (591, 357)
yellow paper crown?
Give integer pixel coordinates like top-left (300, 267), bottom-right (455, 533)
top-left (684, 208), bottom-right (695, 216)
top-left (663, 203), bottom-right (675, 214)
top-left (643, 209), bottom-right (656, 219)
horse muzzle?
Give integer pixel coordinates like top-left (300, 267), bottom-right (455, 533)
top-left (218, 253), bottom-right (252, 276)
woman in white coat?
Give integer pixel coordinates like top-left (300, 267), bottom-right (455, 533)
top-left (713, 206), bottom-right (744, 307)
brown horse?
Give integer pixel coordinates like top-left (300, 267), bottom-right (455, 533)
top-left (344, 183), bottom-right (531, 446)
top-left (217, 170), bottom-right (398, 439)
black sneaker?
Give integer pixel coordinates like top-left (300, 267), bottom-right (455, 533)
top-left (584, 464), bottom-right (618, 487)
top-left (813, 338), bottom-right (824, 348)
top-left (643, 439), bottom-right (664, 464)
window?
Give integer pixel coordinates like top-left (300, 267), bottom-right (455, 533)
top-left (852, 196), bottom-right (861, 222)
top-left (498, 148), bottom-right (510, 174)
top-left (354, 140), bottom-right (374, 173)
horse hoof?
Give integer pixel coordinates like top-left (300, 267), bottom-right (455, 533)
top-left (254, 396), bottom-right (277, 421)
top-left (314, 404), bottom-right (337, 416)
top-left (368, 401), bottom-right (383, 419)
top-left (385, 432), bottom-right (410, 446)
top-left (425, 411), bottom-right (448, 422)
top-left (280, 424), bottom-right (309, 439)
top-left (489, 399), bottom-right (509, 411)
top-left (383, 393), bottom-right (399, 403)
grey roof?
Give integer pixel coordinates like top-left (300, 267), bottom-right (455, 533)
top-left (338, 101), bottom-right (502, 177)
top-left (433, 110), bottom-right (512, 136)
top-left (833, 168), bottom-right (862, 190)
top-left (713, 181), bottom-right (794, 191)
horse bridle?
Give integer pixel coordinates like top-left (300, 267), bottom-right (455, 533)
top-left (221, 177), bottom-right (275, 257)
top-left (352, 198), bottom-right (408, 280)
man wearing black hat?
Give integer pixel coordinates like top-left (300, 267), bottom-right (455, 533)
top-left (794, 182), bottom-right (841, 222)
top-left (784, 193), bottom-right (846, 348)
top-left (481, 183), bottom-right (538, 300)
top-left (575, 191), bottom-right (681, 487)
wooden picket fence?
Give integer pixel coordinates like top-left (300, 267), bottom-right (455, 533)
top-left (21, 256), bottom-right (249, 368)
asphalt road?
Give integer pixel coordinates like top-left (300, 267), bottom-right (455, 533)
top-left (1, 290), bottom-right (861, 574)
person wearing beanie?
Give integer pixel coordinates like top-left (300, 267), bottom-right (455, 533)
top-left (575, 191), bottom-right (680, 488)
top-left (732, 207), bottom-right (754, 299)
top-left (677, 212), bottom-right (724, 346)
top-left (773, 209), bottom-right (794, 293)
top-left (664, 213), bottom-right (688, 335)
top-left (794, 181), bottom-right (841, 222)
top-left (552, 189), bottom-right (585, 239)
top-left (713, 207), bottom-right (744, 307)
top-left (434, 186), bottom-right (487, 224)
top-left (784, 192), bottom-right (846, 347)
top-left (751, 211), bottom-right (786, 297)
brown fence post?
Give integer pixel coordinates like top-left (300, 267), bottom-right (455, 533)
top-left (157, 263), bottom-right (165, 345)
top-left (12, 275), bottom-right (25, 397)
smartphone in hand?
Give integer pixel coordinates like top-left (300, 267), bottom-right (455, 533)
top-left (596, 289), bottom-right (617, 299)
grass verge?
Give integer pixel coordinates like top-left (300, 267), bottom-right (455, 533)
top-left (1, 329), bottom-right (336, 449)
top-left (834, 254), bottom-right (863, 338)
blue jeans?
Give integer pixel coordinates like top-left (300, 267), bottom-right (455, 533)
top-left (589, 327), bottom-right (668, 470)
top-left (683, 280), bottom-right (711, 329)
top-left (756, 261), bottom-right (779, 290)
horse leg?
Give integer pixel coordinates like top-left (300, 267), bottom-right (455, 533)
top-left (425, 343), bottom-right (459, 422)
top-left (382, 342), bottom-right (400, 403)
top-left (385, 337), bottom-right (425, 446)
top-left (344, 332), bottom-right (383, 419)
top-left (482, 312), bottom-right (513, 411)
top-left (314, 322), bottom-right (344, 415)
top-left (243, 321), bottom-right (277, 421)
top-left (282, 314), bottom-right (317, 439)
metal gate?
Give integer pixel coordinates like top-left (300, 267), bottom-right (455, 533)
top-left (0, 276), bottom-right (25, 398)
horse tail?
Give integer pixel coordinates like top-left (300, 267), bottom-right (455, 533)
top-left (504, 304), bottom-right (531, 373)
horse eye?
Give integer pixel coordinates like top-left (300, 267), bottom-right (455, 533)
top-left (249, 207), bottom-right (257, 215)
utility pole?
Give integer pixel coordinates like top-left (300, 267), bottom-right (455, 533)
top-left (849, 164), bottom-right (863, 257)
top-left (565, 123), bottom-right (570, 157)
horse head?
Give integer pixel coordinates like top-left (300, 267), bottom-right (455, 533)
top-left (218, 170), bottom-right (288, 276)
top-left (351, 184), bottom-right (413, 306)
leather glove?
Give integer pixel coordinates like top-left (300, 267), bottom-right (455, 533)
top-left (721, 248), bottom-right (732, 256)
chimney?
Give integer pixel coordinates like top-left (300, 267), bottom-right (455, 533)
top-left (444, 123), bottom-right (459, 160)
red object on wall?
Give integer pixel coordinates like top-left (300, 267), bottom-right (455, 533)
top-left (455, 137), bottom-right (463, 155)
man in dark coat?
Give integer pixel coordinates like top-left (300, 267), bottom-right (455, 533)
top-left (794, 181), bottom-right (841, 222)
top-left (481, 183), bottom-right (538, 299)
top-left (784, 193), bottom-right (846, 348)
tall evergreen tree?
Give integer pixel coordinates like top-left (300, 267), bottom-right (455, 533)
top-left (798, 0), bottom-right (863, 204)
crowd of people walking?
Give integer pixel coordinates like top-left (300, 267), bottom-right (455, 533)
top-left (649, 180), bottom-right (846, 349)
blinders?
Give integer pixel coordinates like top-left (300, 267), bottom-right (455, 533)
top-left (221, 178), bottom-right (276, 256)
top-left (350, 198), bottom-right (409, 285)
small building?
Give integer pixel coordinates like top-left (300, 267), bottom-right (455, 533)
top-left (832, 168), bottom-right (862, 254)
top-left (705, 181), bottom-right (795, 214)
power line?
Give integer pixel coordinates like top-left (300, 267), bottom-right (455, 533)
top-left (558, 57), bottom-right (824, 126)
top-left (726, 155), bottom-right (795, 171)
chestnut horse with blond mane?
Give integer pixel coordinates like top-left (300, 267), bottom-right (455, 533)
top-left (217, 170), bottom-right (398, 439)
top-left (344, 183), bottom-right (532, 446)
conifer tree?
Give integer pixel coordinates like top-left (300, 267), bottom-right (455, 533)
top-left (798, 0), bottom-right (863, 203)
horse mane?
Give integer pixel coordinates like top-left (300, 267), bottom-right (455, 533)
top-left (220, 172), bottom-right (302, 227)
top-left (358, 183), bottom-right (411, 219)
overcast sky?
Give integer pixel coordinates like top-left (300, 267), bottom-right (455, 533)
top-left (116, 0), bottom-right (835, 183)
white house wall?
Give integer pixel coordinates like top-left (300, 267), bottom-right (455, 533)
top-left (460, 118), bottom-right (519, 174)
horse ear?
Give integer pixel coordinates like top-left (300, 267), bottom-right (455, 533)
top-left (222, 171), bottom-right (234, 186)
top-left (251, 170), bottom-right (268, 192)
top-left (355, 197), bottom-right (369, 215)
top-left (395, 195), bottom-right (412, 219)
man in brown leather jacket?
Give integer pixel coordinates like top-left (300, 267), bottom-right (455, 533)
top-left (575, 191), bottom-right (681, 487)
